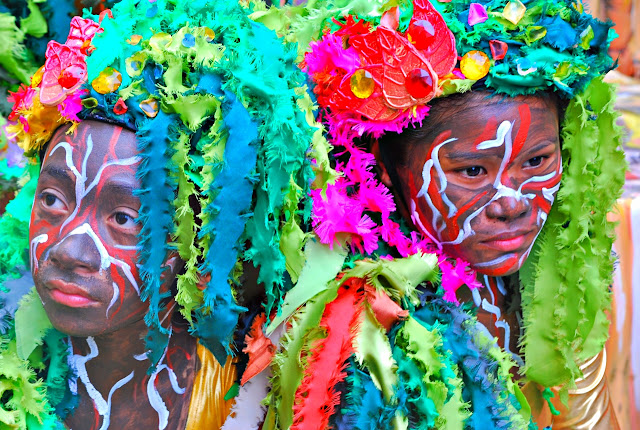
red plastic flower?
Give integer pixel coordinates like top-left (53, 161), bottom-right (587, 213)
top-left (39, 41), bottom-right (88, 106)
top-left (66, 17), bottom-right (101, 55)
top-left (305, 0), bottom-right (458, 125)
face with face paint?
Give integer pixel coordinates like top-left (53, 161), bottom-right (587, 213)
top-left (30, 120), bottom-right (174, 337)
top-left (380, 93), bottom-right (562, 276)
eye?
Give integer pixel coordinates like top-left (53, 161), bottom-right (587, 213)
top-left (524, 155), bottom-right (546, 168)
top-left (109, 208), bottom-right (140, 234)
top-left (38, 190), bottom-right (67, 212)
top-left (460, 166), bottom-right (486, 178)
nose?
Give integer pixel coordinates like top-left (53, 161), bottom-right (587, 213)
top-left (49, 232), bottom-right (102, 274)
top-left (485, 196), bottom-right (530, 222)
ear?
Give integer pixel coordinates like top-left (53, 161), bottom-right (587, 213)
top-left (371, 139), bottom-right (393, 188)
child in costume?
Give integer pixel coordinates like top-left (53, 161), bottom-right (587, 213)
top-left (253, 0), bottom-right (626, 428)
top-left (0, 0), bottom-right (318, 428)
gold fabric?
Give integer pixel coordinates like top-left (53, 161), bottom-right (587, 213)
top-left (526, 350), bottom-right (620, 429)
top-left (184, 344), bottom-right (237, 430)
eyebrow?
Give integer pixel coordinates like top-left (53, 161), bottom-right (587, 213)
top-left (444, 151), bottom-right (504, 161)
top-left (40, 165), bottom-right (75, 185)
top-left (101, 182), bottom-right (138, 197)
top-left (521, 141), bottom-right (558, 155)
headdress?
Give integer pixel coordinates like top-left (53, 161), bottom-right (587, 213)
top-left (0, 0), bottom-right (318, 426)
top-left (252, 0), bottom-right (626, 427)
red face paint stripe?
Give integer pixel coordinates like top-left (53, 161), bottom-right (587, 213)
top-left (509, 103), bottom-right (531, 164)
top-left (449, 189), bottom-right (490, 230)
top-left (473, 116), bottom-right (498, 146)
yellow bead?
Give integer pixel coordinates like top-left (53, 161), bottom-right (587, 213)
top-left (149, 32), bottom-right (172, 51)
top-left (203, 27), bottom-right (215, 42)
top-left (460, 51), bottom-right (491, 80)
top-left (31, 66), bottom-right (44, 88)
top-left (350, 69), bottom-right (375, 99)
top-left (139, 98), bottom-right (159, 118)
top-left (127, 35), bottom-right (143, 45)
top-left (125, 52), bottom-right (146, 77)
top-left (503, 0), bottom-right (526, 25)
top-left (91, 67), bottom-right (122, 94)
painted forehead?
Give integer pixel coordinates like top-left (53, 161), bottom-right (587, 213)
top-left (43, 121), bottom-right (139, 180)
top-left (435, 98), bottom-right (559, 153)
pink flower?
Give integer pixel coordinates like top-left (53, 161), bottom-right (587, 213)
top-left (311, 182), bottom-right (379, 254)
top-left (440, 257), bottom-right (481, 304)
top-left (8, 84), bottom-right (36, 120)
top-left (57, 89), bottom-right (87, 121)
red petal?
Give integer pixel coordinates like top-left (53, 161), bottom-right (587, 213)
top-left (411, 0), bottom-right (458, 77)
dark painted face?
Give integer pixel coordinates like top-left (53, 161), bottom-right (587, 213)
top-left (394, 94), bottom-right (561, 276)
top-left (30, 120), bottom-right (155, 336)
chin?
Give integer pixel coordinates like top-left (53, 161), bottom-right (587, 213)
top-left (470, 252), bottom-right (522, 277)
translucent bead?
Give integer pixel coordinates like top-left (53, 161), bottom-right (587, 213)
top-left (139, 98), bottom-right (159, 118)
top-left (468, 3), bottom-right (488, 26)
top-left (554, 61), bottom-right (571, 80)
top-left (526, 26), bottom-right (547, 43)
top-left (350, 69), bottom-right (375, 99)
top-left (407, 19), bottom-right (436, 51)
top-left (113, 98), bottom-right (128, 115)
top-left (405, 68), bottom-right (433, 99)
top-left (58, 65), bottom-right (85, 89)
top-left (81, 97), bottom-right (98, 108)
top-left (580, 26), bottom-right (594, 49)
top-left (489, 40), bottom-right (508, 61)
top-left (150, 32), bottom-right (172, 51)
top-left (503, 0), bottom-right (526, 25)
top-left (31, 66), bottom-right (44, 87)
top-left (460, 51), bottom-right (490, 80)
top-left (125, 52), bottom-right (146, 77)
top-left (203, 27), bottom-right (215, 42)
top-left (91, 67), bottom-right (122, 94)
top-left (127, 35), bottom-right (142, 45)
top-left (182, 33), bottom-right (195, 48)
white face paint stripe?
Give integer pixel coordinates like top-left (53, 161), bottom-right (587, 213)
top-left (61, 223), bottom-right (141, 296)
top-left (474, 253), bottom-right (515, 268)
top-left (476, 121), bottom-right (512, 150)
top-left (106, 282), bottom-right (119, 318)
top-left (429, 138), bottom-right (458, 218)
top-left (30, 234), bottom-right (48, 270)
top-left (83, 155), bottom-right (141, 198)
top-left (410, 199), bottom-right (443, 250)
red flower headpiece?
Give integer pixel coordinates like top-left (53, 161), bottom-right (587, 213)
top-left (303, 0), bottom-right (457, 139)
top-left (7, 16), bottom-right (101, 153)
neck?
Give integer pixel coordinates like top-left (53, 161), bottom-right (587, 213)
top-left (66, 307), bottom-right (197, 430)
top-left (69, 317), bottom-right (153, 396)
top-left (463, 273), bottom-right (524, 367)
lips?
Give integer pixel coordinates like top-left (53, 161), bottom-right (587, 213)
top-left (45, 279), bottom-right (100, 308)
top-left (480, 230), bottom-right (533, 252)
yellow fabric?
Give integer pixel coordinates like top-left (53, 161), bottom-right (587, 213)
top-left (184, 344), bottom-right (237, 430)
